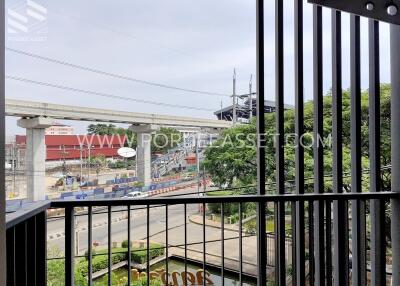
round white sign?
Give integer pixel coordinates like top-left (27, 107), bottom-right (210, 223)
top-left (117, 147), bottom-right (136, 158)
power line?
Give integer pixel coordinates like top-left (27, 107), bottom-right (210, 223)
top-left (6, 47), bottom-right (231, 97)
top-left (51, 9), bottom-right (206, 62)
top-left (6, 75), bottom-right (215, 112)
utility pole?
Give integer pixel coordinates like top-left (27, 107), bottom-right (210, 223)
top-left (249, 74), bottom-right (253, 121)
top-left (88, 145), bottom-right (92, 184)
top-left (220, 100), bottom-right (223, 120)
top-left (196, 133), bottom-right (200, 197)
top-left (232, 68), bottom-right (237, 125)
top-left (203, 165), bottom-right (206, 193)
top-left (11, 143), bottom-right (16, 197)
top-left (79, 146), bottom-right (83, 183)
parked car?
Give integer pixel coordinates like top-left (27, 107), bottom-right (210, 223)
top-left (123, 191), bottom-right (149, 199)
top-left (182, 173), bottom-right (195, 181)
top-left (209, 181), bottom-right (228, 189)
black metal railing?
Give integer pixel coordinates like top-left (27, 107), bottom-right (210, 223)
top-left (6, 201), bottom-right (49, 286)
top-left (4, 0), bottom-right (400, 285)
top-left (5, 192), bottom-right (398, 286)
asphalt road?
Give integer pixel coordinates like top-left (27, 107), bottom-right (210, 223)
top-left (47, 186), bottom-right (206, 253)
top-left (46, 185), bottom-right (259, 272)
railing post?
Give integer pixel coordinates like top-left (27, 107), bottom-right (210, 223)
top-left (331, 9), bottom-right (349, 286)
top-left (390, 23), bottom-right (400, 286)
top-left (350, 14), bottom-right (366, 286)
top-left (14, 222), bottom-right (27, 285)
top-left (65, 206), bottom-right (75, 286)
top-left (313, 5), bottom-right (325, 285)
top-left (256, 0), bottom-right (267, 285)
top-left (294, 0), bottom-right (305, 285)
top-left (36, 211), bottom-right (47, 286)
top-left (0, 0), bottom-right (6, 283)
top-left (369, 18), bottom-right (385, 286)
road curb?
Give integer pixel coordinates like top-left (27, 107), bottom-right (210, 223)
top-left (188, 214), bottom-right (240, 232)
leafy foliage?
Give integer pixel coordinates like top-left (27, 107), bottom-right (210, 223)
top-left (204, 85), bottom-right (392, 193)
top-left (86, 125), bottom-right (182, 154)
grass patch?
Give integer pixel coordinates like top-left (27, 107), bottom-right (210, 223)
top-left (206, 190), bottom-right (235, 196)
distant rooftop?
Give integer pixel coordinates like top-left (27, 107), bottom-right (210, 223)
top-left (214, 99), bottom-right (294, 121)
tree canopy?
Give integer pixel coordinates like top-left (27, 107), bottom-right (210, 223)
top-left (204, 84), bottom-right (391, 193)
top-left (86, 124), bottom-right (182, 154)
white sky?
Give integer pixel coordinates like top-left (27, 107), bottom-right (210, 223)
top-left (5, 0), bottom-right (392, 136)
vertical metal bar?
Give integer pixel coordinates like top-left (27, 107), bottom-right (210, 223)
top-left (313, 5), bottom-right (325, 286)
top-left (308, 201), bottom-right (315, 286)
top-left (0, 0), bottom-right (6, 282)
top-left (88, 206), bottom-right (93, 286)
top-left (291, 201), bottom-right (297, 286)
top-left (15, 222), bottom-right (27, 286)
top-left (239, 203), bottom-right (243, 285)
top-left (350, 14), bottom-right (366, 286)
top-left (325, 201), bottom-right (332, 286)
top-left (6, 228), bottom-right (15, 286)
top-left (294, 0), bottom-right (305, 284)
top-left (107, 206), bottom-right (112, 286)
top-left (26, 216), bottom-right (37, 285)
top-left (166, 204), bottom-right (169, 285)
top-left (274, 201), bottom-right (286, 285)
top-left (221, 203), bottom-right (225, 286)
top-left (390, 23), bottom-right (400, 286)
top-left (256, 0), bottom-right (267, 285)
top-left (65, 206), bottom-right (75, 286)
top-left (369, 19), bottom-right (385, 286)
top-left (127, 206), bottom-right (131, 286)
top-left (146, 205), bottom-right (150, 286)
top-left (184, 204), bottom-right (187, 277)
top-left (35, 211), bottom-right (47, 286)
top-left (203, 202), bottom-right (206, 286)
top-left (332, 9), bottom-right (349, 286)
top-left (275, 0), bottom-right (286, 284)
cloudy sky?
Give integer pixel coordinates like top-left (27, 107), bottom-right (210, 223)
top-left (5, 0), bottom-right (392, 136)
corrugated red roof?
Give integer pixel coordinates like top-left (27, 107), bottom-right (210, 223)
top-left (16, 134), bottom-right (127, 147)
top-left (15, 135), bottom-right (128, 161)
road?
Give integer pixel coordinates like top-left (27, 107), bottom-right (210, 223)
top-left (47, 187), bottom-right (199, 251)
top-left (46, 186), bottom-right (259, 274)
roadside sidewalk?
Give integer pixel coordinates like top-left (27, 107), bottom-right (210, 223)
top-left (189, 214), bottom-right (239, 232)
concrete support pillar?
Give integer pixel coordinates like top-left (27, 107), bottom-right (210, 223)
top-left (18, 117), bottom-right (53, 201)
top-left (129, 124), bottom-right (159, 186)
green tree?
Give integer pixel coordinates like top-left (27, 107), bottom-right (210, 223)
top-left (87, 124), bottom-right (117, 135)
top-left (204, 84), bottom-right (392, 193)
top-left (86, 125), bottom-right (182, 155)
top-left (90, 154), bottom-right (107, 180)
top-left (152, 127), bottom-right (183, 153)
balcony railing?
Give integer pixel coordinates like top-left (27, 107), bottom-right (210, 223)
top-left (5, 191), bottom-right (398, 286)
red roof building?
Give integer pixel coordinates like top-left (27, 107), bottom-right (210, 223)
top-left (15, 135), bottom-right (128, 161)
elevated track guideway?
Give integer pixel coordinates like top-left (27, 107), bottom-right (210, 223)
top-left (5, 99), bottom-right (231, 129)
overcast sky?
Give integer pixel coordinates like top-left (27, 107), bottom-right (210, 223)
top-left (5, 0), bottom-right (392, 137)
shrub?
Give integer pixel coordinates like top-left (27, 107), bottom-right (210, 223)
top-left (84, 248), bottom-right (96, 261)
top-left (75, 244), bottom-right (165, 277)
top-left (47, 259), bottom-right (86, 286)
top-left (121, 240), bottom-right (132, 248)
top-left (207, 202), bottom-right (239, 217)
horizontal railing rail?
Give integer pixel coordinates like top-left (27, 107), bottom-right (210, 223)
top-left (5, 192), bottom-right (397, 286)
top-left (50, 191), bottom-right (399, 207)
top-left (6, 201), bottom-right (50, 229)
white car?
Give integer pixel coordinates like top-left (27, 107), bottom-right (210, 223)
top-left (123, 191), bottom-right (149, 199)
